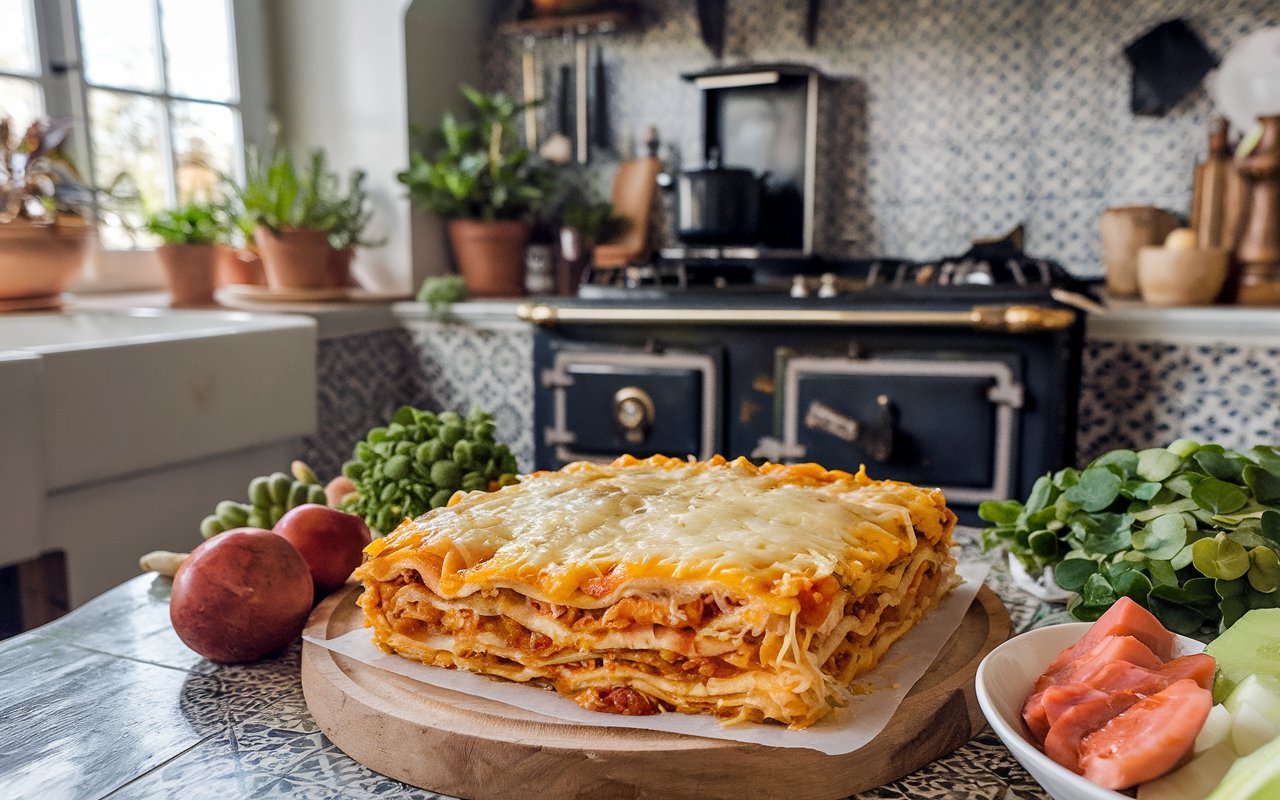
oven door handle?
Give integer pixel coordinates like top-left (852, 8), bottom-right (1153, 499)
top-left (803, 397), bottom-right (895, 462)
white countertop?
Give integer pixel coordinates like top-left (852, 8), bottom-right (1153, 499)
top-left (68, 291), bottom-right (404, 339)
top-left (1088, 301), bottom-right (1280, 344)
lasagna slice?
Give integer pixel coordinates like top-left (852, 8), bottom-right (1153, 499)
top-left (355, 454), bottom-right (957, 729)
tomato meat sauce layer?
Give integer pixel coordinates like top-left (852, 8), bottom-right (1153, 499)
top-left (1020, 597), bottom-right (1214, 791)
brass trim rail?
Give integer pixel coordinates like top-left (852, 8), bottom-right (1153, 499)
top-left (517, 303), bottom-right (1077, 334)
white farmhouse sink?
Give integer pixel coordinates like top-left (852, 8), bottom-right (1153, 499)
top-left (0, 308), bottom-right (318, 605)
top-left (0, 351), bottom-right (44, 569)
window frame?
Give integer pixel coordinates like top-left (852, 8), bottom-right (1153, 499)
top-left (15, 0), bottom-right (269, 290)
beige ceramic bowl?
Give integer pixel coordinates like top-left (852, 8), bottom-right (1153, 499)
top-left (1137, 246), bottom-right (1229, 306)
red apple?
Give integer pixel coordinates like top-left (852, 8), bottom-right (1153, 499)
top-left (273, 503), bottom-right (372, 596)
top-left (170, 528), bottom-right (313, 663)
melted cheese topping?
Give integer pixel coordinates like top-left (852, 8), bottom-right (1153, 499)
top-left (362, 454), bottom-right (951, 611)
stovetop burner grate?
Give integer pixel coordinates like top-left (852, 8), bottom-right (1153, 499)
top-left (575, 251), bottom-right (1083, 306)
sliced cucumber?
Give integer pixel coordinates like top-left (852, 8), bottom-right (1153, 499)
top-left (1204, 608), bottom-right (1280, 701)
top-left (1138, 740), bottom-right (1236, 800)
top-left (1205, 733), bottom-right (1280, 799)
top-left (1194, 704), bottom-right (1233, 754)
top-left (1231, 705), bottom-right (1279, 757)
top-left (1223, 674), bottom-right (1280, 726)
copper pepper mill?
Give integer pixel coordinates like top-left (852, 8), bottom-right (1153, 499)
top-left (1234, 115), bottom-right (1280, 305)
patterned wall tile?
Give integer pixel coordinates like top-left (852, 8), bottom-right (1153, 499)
top-left (1077, 339), bottom-right (1280, 461)
top-left (402, 323), bottom-right (536, 472)
top-left (953, 139), bottom-right (1033, 203)
top-left (303, 326), bottom-right (536, 481)
top-left (303, 330), bottom-right (418, 481)
top-left (1106, 121), bottom-right (1201, 207)
top-left (1025, 197), bottom-right (1107, 276)
top-left (481, 0), bottom-right (1276, 274)
top-left (1029, 136), bottom-right (1110, 201)
top-left (956, 198), bottom-right (1030, 245)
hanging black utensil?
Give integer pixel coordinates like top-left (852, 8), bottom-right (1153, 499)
top-left (696, 0), bottom-right (726, 59)
top-left (557, 64), bottom-right (573, 139)
top-left (592, 44), bottom-right (610, 151)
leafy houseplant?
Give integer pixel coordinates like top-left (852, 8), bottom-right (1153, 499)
top-left (232, 147), bottom-right (368, 290)
top-left (325, 169), bottom-right (380, 289)
top-left (555, 196), bottom-right (627, 294)
top-left (399, 86), bottom-right (556, 296)
top-left (145, 202), bottom-right (229, 306)
top-left (562, 199), bottom-right (628, 248)
top-left (0, 116), bottom-right (94, 302)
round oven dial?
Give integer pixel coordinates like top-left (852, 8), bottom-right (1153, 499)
top-left (613, 387), bottom-right (656, 445)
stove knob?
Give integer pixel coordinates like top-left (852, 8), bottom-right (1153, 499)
top-left (818, 273), bottom-right (838, 298)
top-left (614, 387), bottom-right (656, 445)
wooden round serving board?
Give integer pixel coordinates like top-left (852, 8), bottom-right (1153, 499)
top-left (302, 584), bottom-right (1010, 800)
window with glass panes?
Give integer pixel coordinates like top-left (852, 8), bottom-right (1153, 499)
top-left (0, 0), bottom-right (243, 250)
top-left (0, 0), bottom-right (46, 122)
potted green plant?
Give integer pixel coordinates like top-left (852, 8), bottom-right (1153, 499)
top-left (399, 86), bottom-right (556, 297)
top-left (144, 201), bottom-right (228, 307)
top-left (215, 189), bottom-right (267, 286)
top-left (326, 169), bottom-right (379, 289)
top-left (232, 147), bottom-right (347, 290)
top-left (0, 116), bottom-right (94, 304)
top-left (556, 196), bottom-right (627, 293)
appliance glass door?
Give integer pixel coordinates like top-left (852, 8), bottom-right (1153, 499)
top-left (778, 356), bottom-right (1023, 504)
top-left (543, 349), bottom-right (720, 465)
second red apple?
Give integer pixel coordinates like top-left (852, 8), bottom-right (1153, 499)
top-left (274, 503), bottom-right (372, 596)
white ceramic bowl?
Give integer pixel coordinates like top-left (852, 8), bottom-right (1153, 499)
top-left (975, 622), bottom-right (1205, 800)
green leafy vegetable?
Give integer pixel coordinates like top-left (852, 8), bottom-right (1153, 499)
top-left (341, 405), bottom-right (520, 536)
top-left (1065, 467), bottom-right (1122, 512)
top-left (1132, 513), bottom-right (1187, 560)
top-left (1193, 477), bottom-right (1249, 514)
top-left (416, 275), bottom-right (468, 310)
top-left (1138, 448), bottom-right (1182, 481)
top-left (980, 439), bottom-right (1280, 633)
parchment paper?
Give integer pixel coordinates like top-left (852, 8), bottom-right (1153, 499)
top-left (305, 560), bottom-right (990, 755)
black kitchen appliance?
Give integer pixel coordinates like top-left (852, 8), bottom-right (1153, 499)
top-left (679, 64), bottom-right (820, 254)
top-left (522, 250), bottom-right (1087, 523)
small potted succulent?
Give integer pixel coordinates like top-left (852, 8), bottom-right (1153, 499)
top-left (144, 201), bottom-right (229, 307)
top-left (0, 116), bottom-right (94, 302)
top-left (399, 86), bottom-right (556, 297)
top-left (232, 146), bottom-right (371, 290)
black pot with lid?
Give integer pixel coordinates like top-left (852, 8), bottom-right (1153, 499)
top-left (674, 149), bottom-right (763, 245)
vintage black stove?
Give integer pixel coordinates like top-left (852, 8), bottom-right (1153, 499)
top-left (521, 249), bottom-right (1088, 523)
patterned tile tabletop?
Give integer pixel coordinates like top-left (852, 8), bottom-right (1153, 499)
top-left (0, 530), bottom-right (1067, 800)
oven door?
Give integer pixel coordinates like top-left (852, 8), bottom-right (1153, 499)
top-left (758, 354), bottom-right (1024, 504)
top-left (541, 348), bottom-right (721, 465)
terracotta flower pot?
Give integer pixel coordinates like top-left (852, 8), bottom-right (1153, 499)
top-left (326, 247), bottom-right (355, 288)
top-left (0, 218), bottom-right (92, 300)
top-left (447, 219), bottom-right (530, 297)
top-left (156, 243), bottom-right (218, 307)
top-left (215, 245), bottom-right (266, 287)
top-left (254, 226), bottom-right (334, 290)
